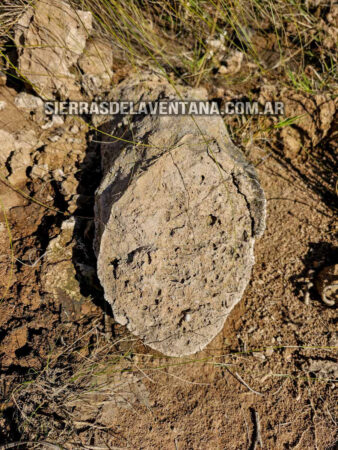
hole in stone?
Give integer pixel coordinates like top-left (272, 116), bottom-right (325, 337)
top-left (110, 258), bottom-right (119, 279)
top-left (208, 214), bottom-right (217, 226)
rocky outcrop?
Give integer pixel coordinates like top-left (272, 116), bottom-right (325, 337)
top-left (78, 37), bottom-right (114, 97)
top-left (0, 94), bottom-right (44, 210)
top-left (15, 0), bottom-right (92, 99)
top-left (0, 82), bottom-right (88, 213)
top-left (94, 73), bottom-right (266, 357)
top-left (14, 0), bottom-right (113, 101)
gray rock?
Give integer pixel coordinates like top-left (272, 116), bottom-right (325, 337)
top-left (94, 73), bottom-right (266, 356)
top-left (78, 37), bottom-right (114, 96)
top-left (14, 92), bottom-right (43, 111)
top-left (14, 0), bottom-right (92, 100)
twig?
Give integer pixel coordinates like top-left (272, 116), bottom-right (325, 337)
top-left (134, 363), bottom-right (156, 384)
top-left (272, 378), bottom-right (288, 396)
top-left (227, 369), bottom-right (264, 396)
top-left (174, 438), bottom-right (179, 450)
top-left (15, 250), bottom-right (50, 267)
top-left (255, 410), bottom-right (263, 448)
top-left (249, 408), bottom-right (263, 449)
top-left (11, 394), bottom-right (30, 422)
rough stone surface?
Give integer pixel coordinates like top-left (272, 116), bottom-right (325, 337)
top-left (0, 127), bottom-right (43, 187)
top-left (94, 73), bottom-right (266, 357)
top-left (0, 81), bottom-right (88, 215)
top-left (15, 0), bottom-right (92, 99)
top-left (14, 92), bottom-right (44, 111)
top-left (0, 129), bottom-right (15, 166)
top-left (78, 37), bottom-right (114, 96)
top-left (41, 218), bottom-right (94, 321)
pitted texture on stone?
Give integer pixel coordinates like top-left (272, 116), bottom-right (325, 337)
top-left (94, 74), bottom-right (266, 356)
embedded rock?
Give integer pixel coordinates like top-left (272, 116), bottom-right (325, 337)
top-left (315, 264), bottom-right (338, 307)
top-left (14, 92), bottom-right (44, 111)
top-left (41, 218), bottom-right (91, 320)
top-left (94, 74), bottom-right (266, 357)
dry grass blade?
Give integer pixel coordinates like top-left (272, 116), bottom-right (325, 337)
top-left (226, 368), bottom-right (264, 396)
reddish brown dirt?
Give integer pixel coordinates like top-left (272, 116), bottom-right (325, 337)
top-left (79, 132), bottom-right (337, 450)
